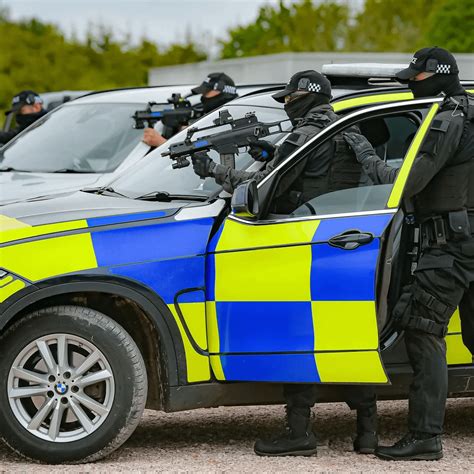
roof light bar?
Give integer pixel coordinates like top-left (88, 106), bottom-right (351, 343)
top-left (322, 63), bottom-right (407, 78)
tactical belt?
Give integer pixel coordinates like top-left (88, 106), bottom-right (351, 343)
top-left (420, 211), bottom-right (474, 248)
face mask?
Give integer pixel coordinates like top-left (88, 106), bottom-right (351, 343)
top-left (201, 93), bottom-right (236, 114)
top-left (284, 93), bottom-right (329, 123)
top-left (16, 110), bottom-right (44, 128)
top-left (408, 75), bottom-right (446, 98)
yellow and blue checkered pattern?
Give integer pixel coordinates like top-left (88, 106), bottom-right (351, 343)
top-left (0, 211), bottom-right (214, 383)
top-left (206, 214), bottom-right (394, 384)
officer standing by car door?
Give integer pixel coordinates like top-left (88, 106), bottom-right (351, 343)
top-left (142, 72), bottom-right (238, 147)
top-left (0, 90), bottom-right (47, 145)
top-left (191, 70), bottom-right (379, 457)
top-left (343, 47), bottom-right (474, 461)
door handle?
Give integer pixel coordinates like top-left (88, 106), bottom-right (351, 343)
top-left (328, 229), bottom-right (374, 250)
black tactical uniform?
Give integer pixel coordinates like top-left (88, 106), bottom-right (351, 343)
top-left (344, 47), bottom-right (474, 461)
top-left (192, 70), bottom-right (378, 457)
top-left (211, 102), bottom-right (363, 214)
top-left (0, 90), bottom-right (47, 145)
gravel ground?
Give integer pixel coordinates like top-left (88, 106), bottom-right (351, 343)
top-left (0, 398), bottom-right (473, 472)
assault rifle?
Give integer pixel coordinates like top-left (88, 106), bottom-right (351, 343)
top-left (132, 94), bottom-right (203, 133)
top-left (162, 109), bottom-right (289, 169)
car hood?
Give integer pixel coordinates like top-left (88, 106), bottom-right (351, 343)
top-left (0, 190), bottom-right (193, 245)
top-left (0, 171), bottom-right (104, 206)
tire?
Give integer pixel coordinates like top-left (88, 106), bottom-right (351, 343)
top-left (0, 305), bottom-right (147, 464)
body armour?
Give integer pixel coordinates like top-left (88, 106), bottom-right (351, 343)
top-left (415, 95), bottom-right (474, 216)
top-left (212, 103), bottom-right (363, 214)
top-left (288, 108), bottom-right (363, 205)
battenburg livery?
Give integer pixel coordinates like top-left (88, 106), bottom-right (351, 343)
top-left (0, 88), bottom-right (473, 464)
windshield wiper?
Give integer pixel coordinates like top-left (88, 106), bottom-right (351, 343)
top-left (52, 168), bottom-right (94, 173)
top-left (81, 186), bottom-right (129, 198)
top-left (135, 191), bottom-right (208, 202)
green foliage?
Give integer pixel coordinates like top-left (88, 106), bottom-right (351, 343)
top-left (425, 0), bottom-right (474, 53)
top-left (220, 0), bottom-right (473, 57)
top-left (220, 0), bottom-right (349, 58)
top-left (1, 0), bottom-right (471, 115)
top-left (346, 0), bottom-right (444, 52)
top-left (0, 11), bottom-right (206, 114)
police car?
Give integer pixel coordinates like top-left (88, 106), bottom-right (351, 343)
top-left (0, 84), bottom-right (267, 206)
top-left (0, 67), bottom-right (473, 463)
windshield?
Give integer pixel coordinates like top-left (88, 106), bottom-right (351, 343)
top-left (112, 104), bottom-right (290, 198)
top-left (0, 103), bottom-right (147, 173)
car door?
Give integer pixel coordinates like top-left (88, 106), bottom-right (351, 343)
top-left (206, 99), bottom-right (442, 384)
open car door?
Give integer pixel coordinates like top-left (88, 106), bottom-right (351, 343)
top-left (206, 99), bottom-right (441, 384)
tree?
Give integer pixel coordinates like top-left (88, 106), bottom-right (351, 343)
top-left (220, 0), bottom-right (472, 56)
top-left (0, 11), bottom-right (206, 115)
top-left (346, 0), bottom-right (444, 52)
top-left (425, 0), bottom-right (474, 53)
top-left (220, 0), bottom-right (350, 58)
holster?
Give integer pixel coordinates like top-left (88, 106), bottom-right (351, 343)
top-left (420, 210), bottom-right (474, 249)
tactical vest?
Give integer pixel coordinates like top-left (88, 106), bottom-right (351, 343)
top-left (415, 94), bottom-right (474, 215)
top-left (286, 110), bottom-right (363, 206)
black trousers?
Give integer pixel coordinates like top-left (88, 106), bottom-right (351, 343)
top-left (394, 237), bottom-right (474, 435)
top-left (284, 383), bottom-right (376, 417)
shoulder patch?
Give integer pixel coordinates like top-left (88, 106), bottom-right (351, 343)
top-left (431, 119), bottom-right (450, 133)
top-left (285, 132), bottom-right (309, 147)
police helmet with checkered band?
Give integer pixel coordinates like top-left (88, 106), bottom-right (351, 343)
top-left (191, 72), bottom-right (237, 96)
top-left (396, 47), bottom-right (459, 83)
top-left (6, 90), bottom-right (42, 114)
top-left (272, 70), bottom-right (332, 103)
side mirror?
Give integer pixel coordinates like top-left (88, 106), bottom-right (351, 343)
top-left (231, 179), bottom-right (259, 218)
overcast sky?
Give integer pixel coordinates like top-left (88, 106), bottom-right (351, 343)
top-left (0, 0), bottom-right (291, 56)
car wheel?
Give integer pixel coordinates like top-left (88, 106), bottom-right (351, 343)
top-left (0, 305), bottom-right (147, 464)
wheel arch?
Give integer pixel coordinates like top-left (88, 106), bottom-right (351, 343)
top-left (0, 275), bottom-right (188, 408)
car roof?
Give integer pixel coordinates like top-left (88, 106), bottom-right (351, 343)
top-left (68, 84), bottom-right (279, 105)
top-left (322, 63), bottom-right (474, 88)
top-left (72, 85), bottom-right (194, 104)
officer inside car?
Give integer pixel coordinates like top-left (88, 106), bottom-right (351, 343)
top-left (191, 69), bottom-right (379, 457)
top-left (343, 47), bottom-right (474, 461)
top-left (142, 72), bottom-right (238, 147)
top-left (0, 90), bottom-right (47, 145)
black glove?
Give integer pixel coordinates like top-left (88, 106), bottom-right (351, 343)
top-left (191, 152), bottom-right (216, 178)
top-left (343, 132), bottom-right (376, 164)
top-left (248, 139), bottom-right (276, 162)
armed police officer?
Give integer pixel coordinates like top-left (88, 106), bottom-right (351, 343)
top-left (191, 70), bottom-right (379, 457)
top-left (0, 90), bottom-right (47, 145)
top-left (343, 47), bottom-right (474, 461)
top-left (143, 72), bottom-right (238, 147)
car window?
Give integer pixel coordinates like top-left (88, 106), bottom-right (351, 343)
top-left (112, 104), bottom-right (290, 199)
top-left (0, 103), bottom-right (147, 173)
top-left (270, 110), bottom-right (422, 218)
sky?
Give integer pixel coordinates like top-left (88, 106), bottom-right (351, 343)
top-left (0, 0), bottom-right (288, 56)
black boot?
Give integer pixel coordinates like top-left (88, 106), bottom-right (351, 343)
top-left (353, 405), bottom-right (378, 454)
top-left (254, 406), bottom-right (317, 457)
top-left (376, 432), bottom-right (443, 461)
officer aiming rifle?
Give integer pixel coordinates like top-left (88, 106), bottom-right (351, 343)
top-left (162, 108), bottom-right (289, 170)
top-left (140, 72), bottom-right (238, 148)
